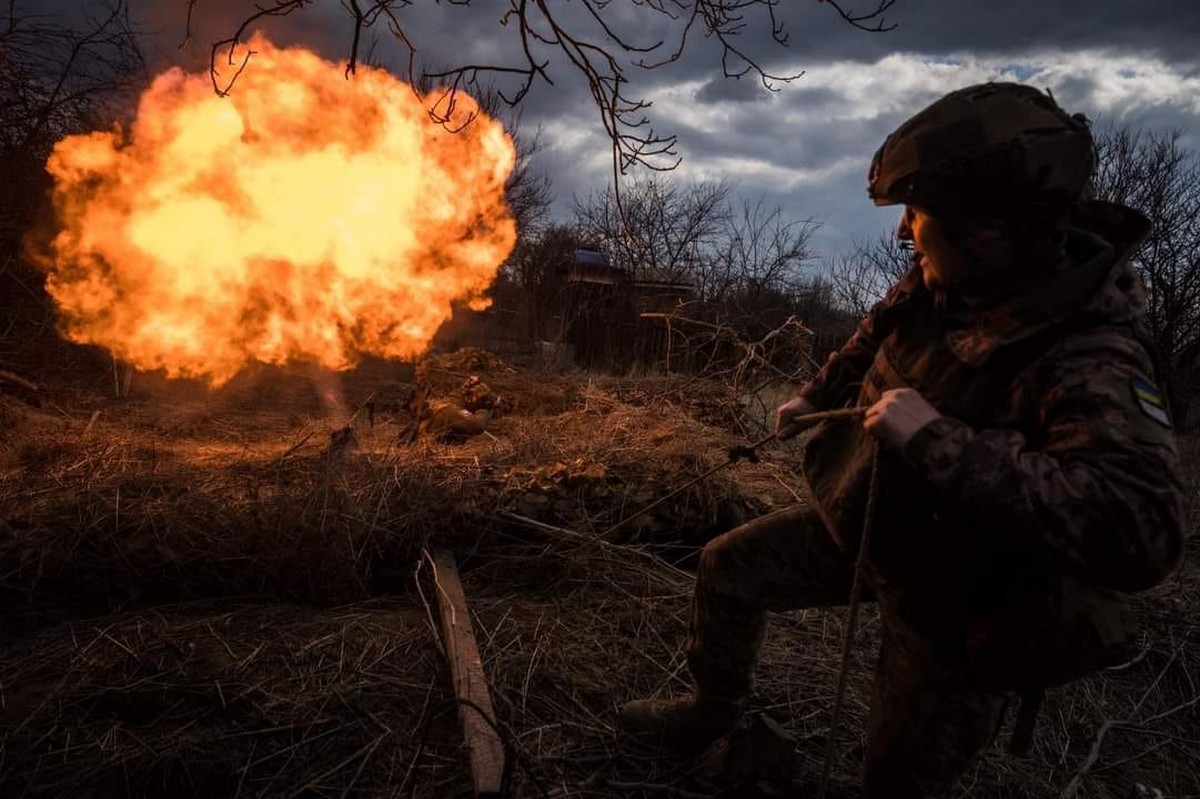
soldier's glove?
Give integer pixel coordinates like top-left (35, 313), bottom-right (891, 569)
top-left (775, 395), bottom-right (819, 441)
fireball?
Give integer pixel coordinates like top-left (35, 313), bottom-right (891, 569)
top-left (38, 34), bottom-right (517, 385)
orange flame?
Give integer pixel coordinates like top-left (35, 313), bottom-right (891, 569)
top-left (39, 34), bottom-right (517, 385)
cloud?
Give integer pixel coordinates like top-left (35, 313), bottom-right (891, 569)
top-left (730, 0), bottom-right (1200, 72)
top-left (492, 43), bottom-right (1200, 258)
top-left (30, 1), bottom-right (1200, 261)
top-left (694, 76), bottom-right (772, 105)
top-left (625, 49), bottom-right (1200, 256)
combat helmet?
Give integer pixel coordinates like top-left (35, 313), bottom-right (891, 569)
top-left (868, 83), bottom-right (1094, 219)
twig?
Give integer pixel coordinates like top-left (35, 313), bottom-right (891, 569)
top-left (277, 430), bottom-right (316, 466)
top-left (82, 409), bottom-right (102, 438)
top-left (497, 511), bottom-right (691, 585)
top-left (1061, 642), bottom-right (1193, 798)
top-left (1062, 718), bottom-right (1115, 798)
top-left (396, 676), bottom-right (438, 797)
top-left (0, 368), bottom-right (39, 393)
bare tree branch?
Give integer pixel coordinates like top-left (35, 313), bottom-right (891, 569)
top-left (195, 1), bottom-right (900, 175)
top-left (0, 0), bottom-right (145, 255)
top-left (821, 0), bottom-right (898, 32)
top-left (186, 0), bottom-right (313, 96)
top-left (824, 231), bottom-right (911, 317)
top-left (573, 176), bottom-right (733, 285)
top-left (1089, 124), bottom-right (1200, 427)
top-left (707, 197), bottom-right (819, 305)
top-left (1, 0), bottom-right (144, 153)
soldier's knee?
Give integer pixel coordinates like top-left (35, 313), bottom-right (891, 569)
top-left (699, 509), bottom-right (805, 583)
top-left (698, 534), bottom-right (734, 579)
top-left (698, 529), bottom-right (752, 585)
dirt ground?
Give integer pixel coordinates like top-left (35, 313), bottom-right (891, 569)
top-left (1, 341), bottom-right (1198, 798)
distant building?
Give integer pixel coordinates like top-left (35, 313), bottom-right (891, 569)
top-left (565, 248), bottom-right (624, 285)
top-left (434, 247), bottom-right (706, 370)
top-left (630, 267), bottom-right (694, 314)
top-left (555, 251), bottom-right (699, 368)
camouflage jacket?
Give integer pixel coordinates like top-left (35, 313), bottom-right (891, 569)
top-left (799, 202), bottom-right (1186, 670)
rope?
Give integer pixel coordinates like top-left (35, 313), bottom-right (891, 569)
top-left (817, 438), bottom-right (882, 799)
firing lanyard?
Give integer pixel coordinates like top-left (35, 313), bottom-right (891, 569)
top-left (597, 407), bottom-right (867, 543)
top-left (817, 438), bottom-right (881, 799)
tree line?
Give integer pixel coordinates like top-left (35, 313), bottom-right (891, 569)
top-left (510, 131), bottom-right (1200, 428)
top-left (2, 1), bottom-right (1197, 427)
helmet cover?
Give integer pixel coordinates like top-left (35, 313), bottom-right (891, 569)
top-left (868, 82), bottom-right (1094, 219)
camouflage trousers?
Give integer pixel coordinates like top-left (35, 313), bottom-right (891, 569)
top-left (688, 506), bottom-right (1008, 798)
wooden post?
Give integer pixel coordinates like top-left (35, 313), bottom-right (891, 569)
top-left (431, 549), bottom-right (505, 797)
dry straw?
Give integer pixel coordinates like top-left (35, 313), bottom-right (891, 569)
top-left (1, 355), bottom-right (1197, 797)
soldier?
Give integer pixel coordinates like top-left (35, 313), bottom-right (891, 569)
top-left (401, 372), bottom-right (502, 443)
top-left (619, 83), bottom-right (1188, 797)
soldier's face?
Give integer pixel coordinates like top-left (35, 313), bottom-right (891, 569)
top-left (897, 206), bottom-right (972, 292)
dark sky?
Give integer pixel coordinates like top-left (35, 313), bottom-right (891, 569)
top-left (31, 0), bottom-right (1200, 257)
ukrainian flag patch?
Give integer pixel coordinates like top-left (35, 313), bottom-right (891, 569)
top-left (1131, 377), bottom-right (1172, 428)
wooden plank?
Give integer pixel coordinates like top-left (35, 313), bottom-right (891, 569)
top-left (431, 549), bottom-right (505, 797)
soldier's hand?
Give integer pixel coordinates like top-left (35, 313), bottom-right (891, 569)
top-left (776, 395), bottom-right (819, 440)
top-left (864, 388), bottom-right (941, 451)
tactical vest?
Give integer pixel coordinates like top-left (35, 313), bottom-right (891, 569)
top-left (803, 287), bottom-right (1135, 692)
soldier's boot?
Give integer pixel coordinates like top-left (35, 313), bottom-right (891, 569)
top-left (618, 694), bottom-right (743, 753)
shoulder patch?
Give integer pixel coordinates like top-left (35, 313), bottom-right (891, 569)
top-left (1130, 377), bottom-right (1172, 428)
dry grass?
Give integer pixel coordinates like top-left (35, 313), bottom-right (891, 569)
top-left (0, 599), bottom-right (447, 797)
top-left (1, 350), bottom-right (1197, 798)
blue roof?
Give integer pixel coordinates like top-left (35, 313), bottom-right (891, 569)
top-left (575, 249), bottom-right (610, 267)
